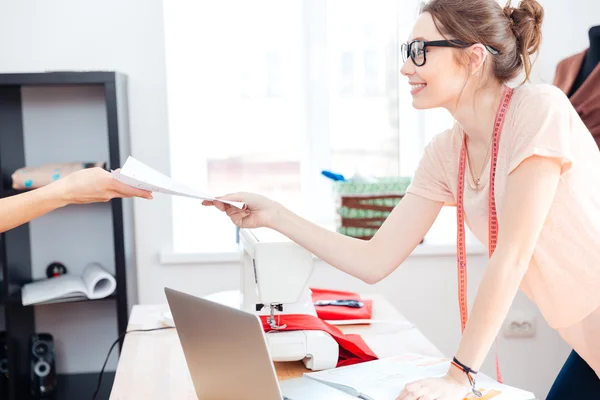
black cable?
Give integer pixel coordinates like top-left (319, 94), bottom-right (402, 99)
top-left (92, 327), bottom-right (175, 400)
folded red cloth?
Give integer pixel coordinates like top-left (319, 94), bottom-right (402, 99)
top-left (259, 314), bottom-right (378, 367)
top-left (310, 288), bottom-right (373, 321)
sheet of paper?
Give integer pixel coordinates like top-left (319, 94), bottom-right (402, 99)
top-left (111, 156), bottom-right (245, 209)
top-left (305, 354), bottom-right (536, 400)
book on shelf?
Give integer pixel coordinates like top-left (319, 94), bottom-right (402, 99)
top-left (21, 263), bottom-right (116, 305)
top-left (302, 353), bottom-right (536, 400)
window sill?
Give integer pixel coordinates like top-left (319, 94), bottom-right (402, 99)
top-left (159, 241), bottom-right (487, 265)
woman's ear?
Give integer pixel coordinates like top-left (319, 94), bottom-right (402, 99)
top-left (468, 44), bottom-right (487, 76)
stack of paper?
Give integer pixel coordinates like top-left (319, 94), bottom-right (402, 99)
top-left (111, 156), bottom-right (245, 209)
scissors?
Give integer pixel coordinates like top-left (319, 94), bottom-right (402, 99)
top-left (314, 299), bottom-right (364, 308)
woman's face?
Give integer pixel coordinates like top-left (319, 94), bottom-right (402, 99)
top-left (400, 12), bottom-right (469, 110)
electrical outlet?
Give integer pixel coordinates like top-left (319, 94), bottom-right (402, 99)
top-left (503, 311), bottom-right (536, 338)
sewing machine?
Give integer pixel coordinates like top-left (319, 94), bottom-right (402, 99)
top-left (238, 228), bottom-right (339, 371)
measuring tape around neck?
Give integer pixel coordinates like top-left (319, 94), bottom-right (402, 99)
top-left (456, 85), bottom-right (513, 383)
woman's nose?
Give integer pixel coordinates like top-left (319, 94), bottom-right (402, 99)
top-left (400, 57), bottom-right (414, 77)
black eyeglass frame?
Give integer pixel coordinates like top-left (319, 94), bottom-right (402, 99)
top-left (401, 39), bottom-right (500, 67)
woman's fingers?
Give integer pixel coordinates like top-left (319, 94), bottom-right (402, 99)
top-left (116, 185), bottom-right (153, 199)
top-left (108, 188), bottom-right (152, 201)
top-left (397, 383), bottom-right (424, 400)
top-left (110, 178), bottom-right (153, 199)
top-left (226, 206), bottom-right (246, 217)
top-left (212, 200), bottom-right (229, 212)
top-left (231, 213), bottom-right (249, 228)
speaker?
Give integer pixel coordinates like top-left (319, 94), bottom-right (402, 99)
top-left (30, 333), bottom-right (57, 398)
top-left (0, 331), bottom-right (8, 398)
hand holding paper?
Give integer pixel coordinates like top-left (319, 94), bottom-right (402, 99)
top-left (202, 191), bottom-right (285, 230)
top-left (111, 156), bottom-right (245, 209)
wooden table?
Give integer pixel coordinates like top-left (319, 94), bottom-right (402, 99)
top-left (109, 293), bottom-right (443, 399)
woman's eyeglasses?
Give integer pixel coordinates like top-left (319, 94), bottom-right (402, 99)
top-left (401, 39), bottom-right (500, 67)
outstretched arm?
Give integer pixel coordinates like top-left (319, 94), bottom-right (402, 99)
top-left (211, 190), bottom-right (445, 284)
top-left (0, 168), bottom-right (152, 234)
top-left (0, 183), bottom-right (68, 233)
top-left (273, 192), bottom-right (444, 283)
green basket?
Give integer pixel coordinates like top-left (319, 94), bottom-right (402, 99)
top-left (333, 177), bottom-right (412, 240)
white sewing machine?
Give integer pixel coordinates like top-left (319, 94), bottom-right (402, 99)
top-left (238, 227), bottom-right (339, 371)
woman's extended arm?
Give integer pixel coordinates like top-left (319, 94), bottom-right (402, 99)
top-left (0, 168), bottom-right (152, 234)
top-left (273, 193), bottom-right (443, 283)
top-left (208, 191), bottom-right (444, 284)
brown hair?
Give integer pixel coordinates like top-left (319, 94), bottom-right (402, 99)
top-left (420, 0), bottom-right (544, 85)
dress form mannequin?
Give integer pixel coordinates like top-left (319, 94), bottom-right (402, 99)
top-left (554, 24), bottom-right (600, 149)
top-left (569, 25), bottom-right (600, 96)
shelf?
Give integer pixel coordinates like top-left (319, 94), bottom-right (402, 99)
top-left (0, 188), bottom-right (30, 198)
top-left (0, 189), bottom-right (120, 202)
top-left (2, 291), bottom-right (117, 307)
top-left (0, 70), bottom-right (132, 400)
top-left (10, 371), bottom-right (115, 400)
top-left (52, 371), bottom-right (115, 400)
top-left (0, 71), bottom-right (122, 86)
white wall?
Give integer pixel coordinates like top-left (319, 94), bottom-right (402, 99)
top-left (530, 0), bottom-right (599, 84)
top-left (0, 0), bottom-right (597, 397)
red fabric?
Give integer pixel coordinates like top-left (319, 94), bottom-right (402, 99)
top-left (260, 314), bottom-right (378, 367)
top-left (310, 288), bottom-right (373, 321)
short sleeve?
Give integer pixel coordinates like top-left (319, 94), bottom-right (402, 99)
top-left (508, 85), bottom-right (573, 175)
top-left (406, 132), bottom-right (455, 205)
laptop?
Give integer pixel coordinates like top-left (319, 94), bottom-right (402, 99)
top-left (164, 287), bottom-right (355, 400)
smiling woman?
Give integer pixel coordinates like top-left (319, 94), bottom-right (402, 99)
top-left (399, 0), bottom-right (542, 113)
top-left (204, 0), bottom-right (600, 399)
top-left (393, 0), bottom-right (600, 399)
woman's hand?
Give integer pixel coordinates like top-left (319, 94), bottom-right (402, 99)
top-left (57, 167), bottom-right (153, 204)
top-left (202, 192), bottom-right (282, 229)
top-left (396, 374), bottom-right (470, 400)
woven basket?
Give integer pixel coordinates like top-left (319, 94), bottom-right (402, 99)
top-left (333, 177), bottom-right (412, 240)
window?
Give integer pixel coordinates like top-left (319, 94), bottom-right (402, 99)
top-left (339, 52), bottom-right (354, 95)
top-left (163, 0), bottom-right (460, 254)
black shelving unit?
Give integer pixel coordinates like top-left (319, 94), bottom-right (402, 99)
top-left (0, 72), bottom-right (135, 400)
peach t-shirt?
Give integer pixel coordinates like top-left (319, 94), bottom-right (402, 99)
top-left (406, 83), bottom-right (600, 329)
